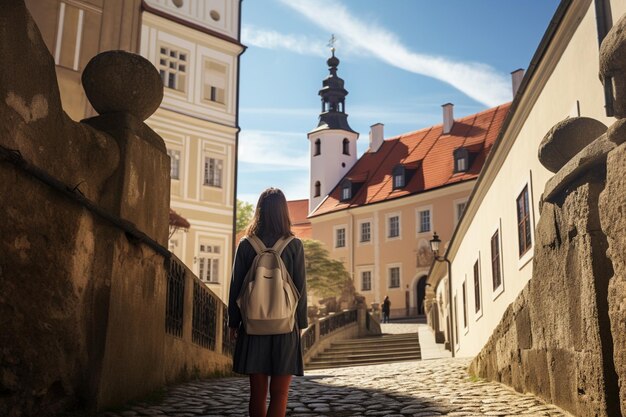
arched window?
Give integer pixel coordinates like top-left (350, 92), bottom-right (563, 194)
top-left (314, 139), bottom-right (321, 156)
top-left (453, 148), bottom-right (469, 173)
top-left (342, 138), bottom-right (350, 155)
top-left (314, 181), bottom-right (321, 197)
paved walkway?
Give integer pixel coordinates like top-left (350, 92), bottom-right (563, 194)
top-left (103, 358), bottom-right (569, 417)
top-left (103, 324), bottom-right (569, 416)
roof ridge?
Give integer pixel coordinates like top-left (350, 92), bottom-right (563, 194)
top-left (385, 103), bottom-right (511, 142)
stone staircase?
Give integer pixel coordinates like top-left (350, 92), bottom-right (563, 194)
top-left (306, 333), bottom-right (421, 370)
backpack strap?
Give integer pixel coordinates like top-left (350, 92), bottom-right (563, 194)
top-left (272, 236), bottom-right (295, 255)
top-left (246, 235), bottom-right (267, 255)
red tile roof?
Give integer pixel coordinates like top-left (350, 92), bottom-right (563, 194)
top-left (310, 103), bottom-right (511, 217)
top-left (287, 199), bottom-right (310, 225)
top-left (169, 208), bottom-right (190, 229)
top-left (287, 199), bottom-right (312, 239)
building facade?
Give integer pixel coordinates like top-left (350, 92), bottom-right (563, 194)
top-left (308, 52), bottom-right (511, 318)
top-left (428, 0), bottom-right (626, 357)
top-left (140, 0), bottom-right (244, 303)
top-left (25, 0), bottom-right (142, 121)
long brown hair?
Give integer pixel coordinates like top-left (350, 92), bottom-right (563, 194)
top-left (246, 188), bottom-right (293, 238)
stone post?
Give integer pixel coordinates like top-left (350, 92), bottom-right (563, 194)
top-left (81, 51), bottom-right (169, 246)
top-left (314, 317), bottom-right (321, 345)
top-left (598, 15), bottom-right (626, 416)
top-left (76, 51), bottom-right (170, 409)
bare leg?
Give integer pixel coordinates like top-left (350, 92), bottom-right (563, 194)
top-left (249, 374), bottom-right (269, 417)
top-left (267, 374), bottom-right (292, 417)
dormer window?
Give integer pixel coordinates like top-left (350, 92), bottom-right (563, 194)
top-left (341, 180), bottom-right (351, 201)
top-left (342, 138), bottom-right (350, 155)
top-left (454, 148), bottom-right (469, 173)
top-left (314, 139), bottom-right (321, 156)
top-left (392, 165), bottom-right (405, 189)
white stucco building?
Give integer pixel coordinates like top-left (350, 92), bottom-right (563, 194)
top-left (427, 0), bottom-right (626, 357)
top-left (140, 0), bottom-right (245, 302)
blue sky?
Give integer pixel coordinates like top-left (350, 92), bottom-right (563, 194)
top-left (237, 0), bottom-right (559, 205)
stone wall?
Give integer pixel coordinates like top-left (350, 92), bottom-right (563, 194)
top-left (469, 15), bottom-right (626, 417)
top-left (0, 2), bottom-right (231, 416)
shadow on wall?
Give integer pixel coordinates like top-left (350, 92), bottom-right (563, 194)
top-left (0, 2), bottom-right (231, 416)
top-left (469, 13), bottom-right (626, 417)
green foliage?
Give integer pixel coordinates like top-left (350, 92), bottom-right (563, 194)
top-left (302, 239), bottom-right (351, 298)
top-left (236, 199), bottom-right (255, 234)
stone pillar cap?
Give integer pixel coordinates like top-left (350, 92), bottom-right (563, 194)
top-left (82, 51), bottom-right (163, 121)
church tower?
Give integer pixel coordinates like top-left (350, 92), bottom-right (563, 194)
top-left (308, 41), bottom-right (359, 213)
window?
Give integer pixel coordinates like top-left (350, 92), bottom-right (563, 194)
top-left (454, 294), bottom-right (459, 346)
top-left (314, 181), bottom-right (321, 197)
top-left (392, 165), bottom-right (405, 189)
top-left (54, 2), bottom-right (86, 71)
top-left (360, 222), bottom-right (371, 243)
top-left (204, 157), bottom-right (223, 187)
top-left (158, 45), bottom-right (187, 92)
top-left (335, 227), bottom-right (346, 248)
top-left (341, 181), bottom-right (351, 201)
top-left (418, 210), bottom-right (431, 233)
top-left (462, 281), bottom-right (468, 329)
top-left (203, 60), bottom-right (227, 105)
top-left (388, 215), bottom-right (400, 238)
top-left (473, 260), bottom-right (481, 313)
top-left (314, 139), bottom-right (321, 156)
top-left (389, 267), bottom-right (400, 288)
top-left (361, 271), bottom-right (372, 291)
top-left (342, 138), bottom-right (350, 155)
top-left (341, 186), bottom-right (350, 200)
top-left (516, 186), bottom-right (532, 256)
top-left (491, 230), bottom-right (502, 290)
top-left (454, 148), bottom-right (469, 173)
top-left (167, 149), bottom-right (181, 180)
top-left (198, 244), bottom-right (220, 283)
top-left (456, 202), bottom-right (467, 222)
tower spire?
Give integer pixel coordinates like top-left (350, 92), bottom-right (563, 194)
top-left (327, 34), bottom-right (337, 57)
top-left (314, 36), bottom-right (355, 133)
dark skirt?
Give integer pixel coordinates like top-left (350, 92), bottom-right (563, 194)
top-left (232, 326), bottom-right (304, 376)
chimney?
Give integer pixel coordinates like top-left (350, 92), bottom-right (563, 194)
top-left (369, 123), bottom-right (384, 152)
top-left (511, 68), bottom-right (525, 98)
top-left (442, 103), bottom-right (454, 134)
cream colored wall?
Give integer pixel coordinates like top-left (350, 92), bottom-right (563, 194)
top-left (141, 11), bottom-right (242, 303)
top-left (141, 12), bottom-right (240, 126)
top-left (449, 1), bottom-right (624, 357)
top-left (311, 181), bottom-right (474, 316)
top-left (25, 0), bottom-right (142, 121)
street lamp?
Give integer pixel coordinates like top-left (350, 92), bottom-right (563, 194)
top-left (430, 232), bottom-right (455, 357)
top-left (429, 232), bottom-right (441, 254)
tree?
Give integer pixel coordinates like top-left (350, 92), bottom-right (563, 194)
top-left (302, 239), bottom-right (351, 299)
top-left (236, 199), bottom-right (254, 234)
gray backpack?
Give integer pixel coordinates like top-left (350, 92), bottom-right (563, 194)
top-left (236, 235), bottom-right (300, 335)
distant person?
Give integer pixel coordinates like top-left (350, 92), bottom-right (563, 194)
top-left (228, 187), bottom-right (308, 417)
top-left (382, 296), bottom-right (391, 323)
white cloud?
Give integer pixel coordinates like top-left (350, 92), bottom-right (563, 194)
top-left (238, 129), bottom-right (309, 170)
top-left (242, 25), bottom-right (327, 57)
top-left (276, 0), bottom-right (511, 107)
top-left (240, 107), bottom-right (318, 117)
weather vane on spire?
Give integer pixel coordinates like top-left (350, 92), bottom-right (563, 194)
top-left (327, 34), bottom-right (337, 56)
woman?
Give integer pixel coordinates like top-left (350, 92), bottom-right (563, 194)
top-left (382, 296), bottom-right (391, 323)
top-left (228, 188), bottom-right (308, 417)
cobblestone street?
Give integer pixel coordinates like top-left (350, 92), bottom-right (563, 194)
top-left (104, 358), bottom-right (570, 417)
